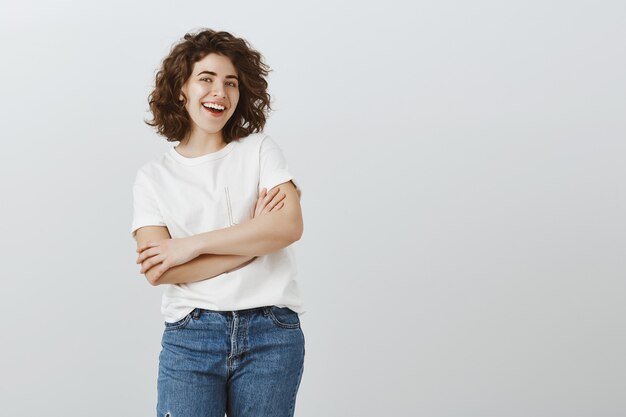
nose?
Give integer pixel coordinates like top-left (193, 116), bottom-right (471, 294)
top-left (210, 82), bottom-right (226, 98)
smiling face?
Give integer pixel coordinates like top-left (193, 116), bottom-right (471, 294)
top-left (179, 53), bottom-right (240, 142)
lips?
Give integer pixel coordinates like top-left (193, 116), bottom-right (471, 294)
top-left (203, 105), bottom-right (225, 117)
top-left (202, 101), bottom-right (227, 110)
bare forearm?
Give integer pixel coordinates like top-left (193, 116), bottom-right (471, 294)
top-left (190, 211), bottom-right (298, 257)
top-left (153, 253), bottom-right (256, 285)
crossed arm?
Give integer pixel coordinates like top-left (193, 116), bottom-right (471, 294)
top-left (134, 227), bottom-right (258, 286)
top-left (133, 180), bottom-right (303, 286)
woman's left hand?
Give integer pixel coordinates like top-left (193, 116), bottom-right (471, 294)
top-left (136, 237), bottom-right (199, 278)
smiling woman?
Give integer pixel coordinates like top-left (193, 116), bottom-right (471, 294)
top-left (144, 29), bottom-right (272, 144)
top-left (131, 28), bottom-right (306, 417)
top-left (174, 53), bottom-right (241, 140)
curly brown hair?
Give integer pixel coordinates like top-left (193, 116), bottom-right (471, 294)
top-left (144, 28), bottom-right (273, 143)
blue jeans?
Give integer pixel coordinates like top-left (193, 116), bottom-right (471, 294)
top-left (157, 306), bottom-right (305, 417)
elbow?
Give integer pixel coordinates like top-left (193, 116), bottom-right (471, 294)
top-left (294, 224), bottom-right (303, 241)
top-left (275, 211), bottom-right (303, 246)
top-left (289, 221), bottom-right (304, 243)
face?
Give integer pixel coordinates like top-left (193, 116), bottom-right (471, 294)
top-left (179, 53), bottom-right (240, 140)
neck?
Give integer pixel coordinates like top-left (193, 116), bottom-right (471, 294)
top-left (177, 129), bottom-right (227, 157)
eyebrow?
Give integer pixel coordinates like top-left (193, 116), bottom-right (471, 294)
top-left (196, 70), bottom-right (239, 80)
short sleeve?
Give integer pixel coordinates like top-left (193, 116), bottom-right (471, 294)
top-left (130, 169), bottom-right (166, 238)
top-left (258, 135), bottom-right (302, 200)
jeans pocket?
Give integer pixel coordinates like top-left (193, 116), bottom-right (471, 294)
top-left (267, 306), bottom-right (301, 329)
top-left (164, 311), bottom-right (192, 332)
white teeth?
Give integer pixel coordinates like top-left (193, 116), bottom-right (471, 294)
top-left (202, 103), bottom-right (225, 110)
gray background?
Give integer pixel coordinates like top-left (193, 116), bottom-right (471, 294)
top-left (1, 0), bottom-right (624, 416)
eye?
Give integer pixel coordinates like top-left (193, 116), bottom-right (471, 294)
top-left (200, 77), bottom-right (211, 82)
top-left (227, 81), bottom-right (237, 87)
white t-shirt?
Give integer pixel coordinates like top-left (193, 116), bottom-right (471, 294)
top-left (131, 132), bottom-right (305, 323)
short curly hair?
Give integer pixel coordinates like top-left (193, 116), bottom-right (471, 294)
top-left (144, 28), bottom-right (273, 143)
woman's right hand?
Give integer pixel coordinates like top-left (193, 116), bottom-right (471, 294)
top-left (252, 187), bottom-right (285, 219)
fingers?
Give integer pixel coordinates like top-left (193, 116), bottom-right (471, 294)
top-left (136, 240), bottom-right (156, 253)
top-left (141, 257), bottom-right (161, 274)
top-left (136, 247), bottom-right (156, 263)
top-left (262, 189), bottom-right (286, 214)
top-left (144, 262), bottom-right (164, 281)
top-left (254, 188), bottom-right (267, 217)
top-left (138, 252), bottom-right (164, 273)
top-left (253, 187), bottom-right (286, 218)
top-left (255, 187), bottom-right (280, 216)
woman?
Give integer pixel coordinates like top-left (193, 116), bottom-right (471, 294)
top-left (130, 28), bottom-right (306, 417)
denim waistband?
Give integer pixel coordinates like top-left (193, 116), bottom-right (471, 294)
top-left (191, 306), bottom-right (271, 319)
